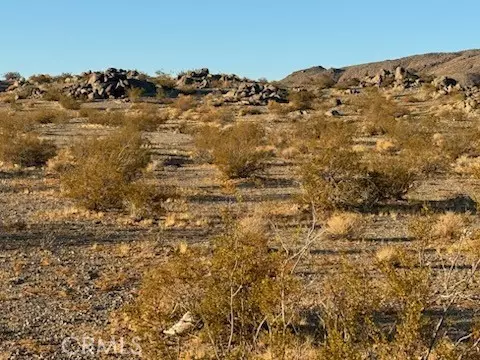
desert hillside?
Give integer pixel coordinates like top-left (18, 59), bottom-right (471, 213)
top-left (281, 49), bottom-right (480, 87)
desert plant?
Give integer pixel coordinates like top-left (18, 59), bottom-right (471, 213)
top-left (0, 111), bottom-right (57, 166)
top-left (173, 95), bottom-right (198, 112)
top-left (198, 105), bottom-right (235, 124)
top-left (194, 122), bottom-right (272, 178)
top-left (0, 132), bottom-right (56, 167)
top-left (124, 180), bottom-right (177, 219)
top-left (267, 100), bottom-right (292, 115)
top-left (121, 217), bottom-right (300, 358)
top-left (59, 95), bottom-right (81, 110)
top-left (288, 90), bottom-right (316, 110)
top-left (300, 149), bottom-right (378, 211)
top-left (60, 127), bottom-right (150, 210)
top-left (356, 89), bottom-right (409, 136)
top-left (367, 155), bottom-right (417, 200)
top-left (42, 87), bottom-right (62, 101)
top-left (29, 74), bottom-right (52, 84)
top-left (29, 109), bottom-right (69, 124)
top-left (127, 87), bottom-right (144, 102)
top-left (154, 71), bottom-right (177, 89)
top-left (325, 212), bottom-right (362, 239)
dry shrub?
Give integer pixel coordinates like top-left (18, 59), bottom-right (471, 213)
top-left (317, 256), bottom-right (437, 360)
top-left (438, 108), bottom-right (468, 122)
top-left (154, 72), bottom-right (176, 89)
top-left (194, 122), bottom-right (272, 178)
top-left (0, 92), bottom-right (17, 104)
top-left (295, 116), bottom-right (356, 152)
top-left (367, 155), bottom-right (417, 201)
top-left (173, 95), bottom-right (198, 112)
top-left (128, 104), bottom-right (169, 131)
top-left (356, 89), bottom-right (409, 136)
top-left (442, 130), bottom-right (480, 161)
top-left (59, 95), bottom-right (81, 110)
top-left (29, 74), bottom-right (52, 84)
top-left (60, 127), bottom-right (151, 211)
top-left (300, 149), bottom-right (377, 211)
top-left (0, 111), bottom-right (56, 167)
top-left (268, 100), bottom-right (291, 115)
top-left (46, 147), bottom-right (75, 173)
top-left (239, 106), bottom-right (263, 116)
top-left (375, 138), bottom-right (398, 153)
top-left (29, 109), bottom-right (69, 124)
top-left (432, 212), bottom-right (467, 241)
top-left (376, 246), bottom-right (402, 266)
top-left (325, 212), bottom-right (362, 239)
top-left (42, 87), bottom-right (62, 101)
top-left (198, 105), bottom-right (235, 124)
top-left (301, 150), bottom-right (418, 211)
top-left (121, 218), bottom-right (299, 359)
top-left (126, 87), bottom-right (144, 102)
top-left (124, 180), bottom-right (177, 219)
top-left (0, 132), bottom-right (56, 167)
top-left (288, 90), bottom-right (316, 110)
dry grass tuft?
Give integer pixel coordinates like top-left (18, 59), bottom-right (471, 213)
top-left (325, 212), bottom-right (362, 239)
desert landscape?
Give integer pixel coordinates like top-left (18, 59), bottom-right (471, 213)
top-left (2, 49), bottom-right (480, 359)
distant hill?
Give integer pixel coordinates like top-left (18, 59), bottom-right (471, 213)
top-left (280, 49), bottom-right (480, 87)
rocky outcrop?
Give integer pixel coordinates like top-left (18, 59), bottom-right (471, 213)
top-left (359, 66), bottom-right (421, 89)
top-left (65, 68), bottom-right (157, 100)
top-left (224, 82), bottom-right (288, 105)
top-left (176, 68), bottom-right (243, 89)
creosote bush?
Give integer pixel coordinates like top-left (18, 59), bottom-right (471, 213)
top-left (0, 111), bottom-right (57, 167)
top-left (59, 127), bottom-right (170, 214)
top-left (194, 122), bottom-right (272, 178)
top-left (121, 217), bottom-right (300, 358)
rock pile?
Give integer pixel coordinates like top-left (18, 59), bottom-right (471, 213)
top-left (176, 68), bottom-right (243, 89)
top-left (432, 76), bottom-right (461, 95)
top-left (360, 66), bottom-right (421, 89)
top-left (224, 83), bottom-right (288, 105)
top-left (65, 68), bottom-right (157, 100)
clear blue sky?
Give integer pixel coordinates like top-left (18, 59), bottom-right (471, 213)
top-left (2, 0), bottom-right (479, 80)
